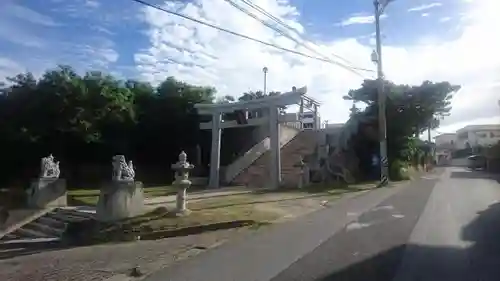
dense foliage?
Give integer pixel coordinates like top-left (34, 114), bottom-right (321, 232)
top-left (0, 66), bottom-right (216, 186)
top-left (344, 79), bottom-right (460, 178)
top-left (0, 65), bottom-right (461, 186)
top-left (0, 66), bottom-right (288, 187)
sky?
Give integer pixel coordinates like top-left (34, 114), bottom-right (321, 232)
top-left (0, 0), bottom-right (499, 136)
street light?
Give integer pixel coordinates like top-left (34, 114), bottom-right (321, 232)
top-left (262, 66), bottom-right (268, 96)
top-left (373, 0), bottom-right (392, 187)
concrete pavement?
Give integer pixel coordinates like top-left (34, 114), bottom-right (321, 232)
top-left (143, 177), bottom-right (420, 281)
top-left (144, 167), bottom-right (500, 281)
top-left (272, 170), bottom-right (438, 281)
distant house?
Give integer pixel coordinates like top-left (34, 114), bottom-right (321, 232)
top-left (455, 124), bottom-right (500, 149)
top-left (282, 111), bottom-right (321, 130)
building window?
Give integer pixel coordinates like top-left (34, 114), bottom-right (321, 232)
top-left (303, 123), bottom-right (314, 129)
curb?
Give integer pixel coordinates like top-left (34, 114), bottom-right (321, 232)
top-left (139, 220), bottom-right (255, 240)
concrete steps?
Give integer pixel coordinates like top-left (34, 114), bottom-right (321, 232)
top-left (232, 130), bottom-right (318, 188)
top-left (0, 208), bottom-right (95, 241)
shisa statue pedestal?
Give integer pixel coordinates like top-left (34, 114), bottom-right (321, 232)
top-left (96, 155), bottom-right (145, 222)
top-left (27, 154), bottom-right (67, 208)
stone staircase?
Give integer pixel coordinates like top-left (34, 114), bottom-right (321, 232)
top-left (232, 130), bottom-right (318, 187)
top-left (0, 208), bottom-right (95, 241)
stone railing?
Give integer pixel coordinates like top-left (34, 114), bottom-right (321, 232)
top-left (283, 121), bottom-right (302, 130)
top-left (224, 124), bottom-right (300, 184)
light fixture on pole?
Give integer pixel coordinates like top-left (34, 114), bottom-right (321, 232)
top-left (373, 0), bottom-right (392, 187)
top-left (262, 66), bottom-right (268, 96)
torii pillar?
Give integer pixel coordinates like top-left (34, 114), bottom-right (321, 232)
top-left (268, 105), bottom-right (281, 189)
top-left (209, 111), bottom-right (222, 188)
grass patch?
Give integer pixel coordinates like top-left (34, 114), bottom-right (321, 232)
top-left (63, 184), bottom-right (373, 245)
top-left (187, 185), bottom-right (369, 212)
top-left (63, 204), bottom-right (279, 244)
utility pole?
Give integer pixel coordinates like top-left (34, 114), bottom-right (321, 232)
top-left (262, 66), bottom-right (268, 95)
top-left (373, 0), bottom-right (389, 186)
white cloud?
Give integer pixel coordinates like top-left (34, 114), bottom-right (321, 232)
top-left (0, 2), bottom-right (123, 79)
top-left (0, 58), bottom-right (25, 80)
top-left (438, 116), bottom-right (500, 134)
top-left (84, 0), bottom-right (100, 8)
top-left (421, 13), bottom-right (430, 17)
top-left (439, 16), bottom-right (452, 22)
top-left (0, 22), bottom-right (46, 48)
top-left (135, 0), bottom-right (500, 130)
top-left (7, 3), bottom-right (59, 26)
top-left (336, 14), bottom-right (388, 26)
top-left (408, 2), bottom-right (442, 12)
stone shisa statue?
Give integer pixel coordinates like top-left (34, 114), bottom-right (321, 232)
top-left (27, 154), bottom-right (67, 208)
top-left (171, 151), bottom-right (194, 215)
top-left (111, 155), bottom-right (135, 182)
top-left (40, 154), bottom-right (60, 179)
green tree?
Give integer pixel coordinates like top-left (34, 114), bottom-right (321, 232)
top-left (344, 79), bottom-right (460, 166)
top-left (0, 66), bottom-right (217, 186)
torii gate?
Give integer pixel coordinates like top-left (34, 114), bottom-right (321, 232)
top-left (195, 86), bottom-right (319, 189)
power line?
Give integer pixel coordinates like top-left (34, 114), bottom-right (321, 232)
top-left (237, 0), bottom-right (356, 67)
top-left (130, 0), bottom-right (373, 77)
top-left (223, 0), bottom-right (369, 76)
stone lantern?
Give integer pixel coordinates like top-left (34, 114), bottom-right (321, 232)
top-left (171, 151), bottom-right (194, 215)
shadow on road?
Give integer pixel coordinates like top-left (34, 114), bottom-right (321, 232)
top-left (317, 202), bottom-right (500, 281)
top-left (450, 170), bottom-right (500, 184)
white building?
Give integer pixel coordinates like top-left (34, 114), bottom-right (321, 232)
top-left (455, 124), bottom-right (500, 149)
top-left (435, 133), bottom-right (457, 149)
top-left (301, 111), bottom-right (321, 129)
top-left (434, 133), bottom-right (457, 165)
top-left (282, 111), bottom-right (321, 130)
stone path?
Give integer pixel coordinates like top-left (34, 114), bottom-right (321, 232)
top-left (0, 227), bottom-right (252, 281)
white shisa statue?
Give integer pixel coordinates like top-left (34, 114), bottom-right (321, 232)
top-left (40, 154), bottom-right (60, 179)
top-left (111, 155), bottom-right (135, 182)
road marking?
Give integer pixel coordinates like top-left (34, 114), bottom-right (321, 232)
top-left (371, 205), bottom-right (394, 211)
top-left (345, 222), bottom-right (372, 231)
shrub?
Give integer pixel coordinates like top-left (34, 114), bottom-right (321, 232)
top-left (389, 159), bottom-right (410, 181)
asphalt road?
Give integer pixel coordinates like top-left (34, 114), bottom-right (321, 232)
top-left (145, 168), bottom-right (500, 281)
top-left (273, 167), bottom-right (500, 281)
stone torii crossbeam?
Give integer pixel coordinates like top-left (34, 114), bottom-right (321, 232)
top-left (194, 86), bottom-right (319, 190)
